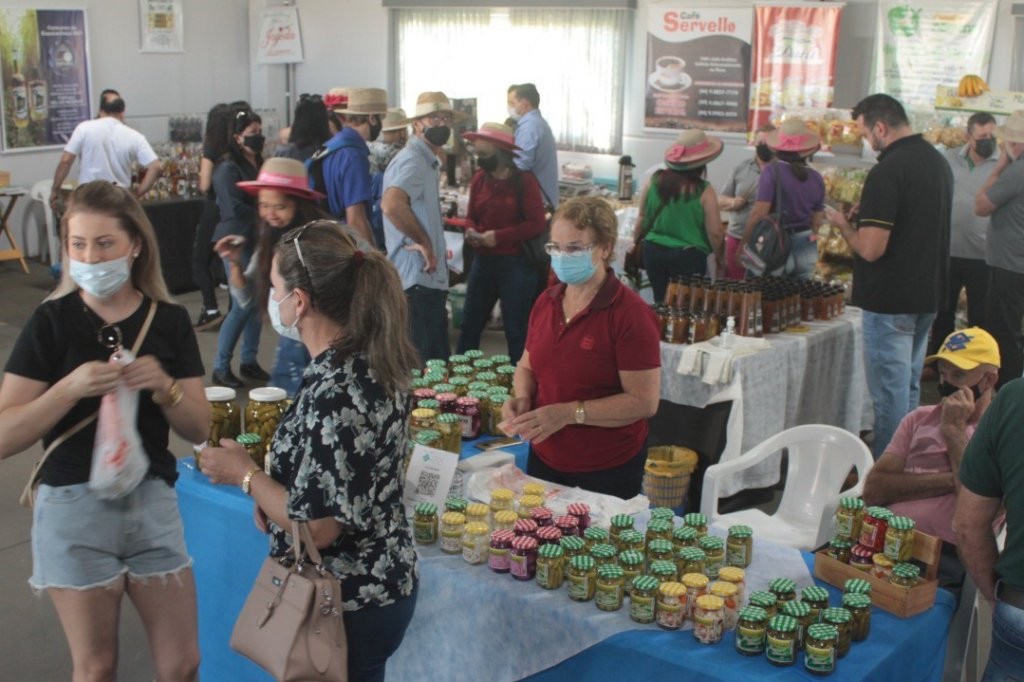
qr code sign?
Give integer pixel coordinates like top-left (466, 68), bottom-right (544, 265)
top-left (415, 471), bottom-right (440, 497)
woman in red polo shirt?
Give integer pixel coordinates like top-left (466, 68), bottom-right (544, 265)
top-left (501, 196), bottom-right (662, 498)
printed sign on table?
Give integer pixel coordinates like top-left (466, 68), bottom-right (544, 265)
top-left (403, 443), bottom-right (459, 514)
top-left (255, 6), bottom-right (303, 64)
top-left (644, 3), bottom-right (753, 133)
top-left (749, 3), bottom-right (844, 133)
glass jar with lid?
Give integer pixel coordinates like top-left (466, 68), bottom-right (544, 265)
top-left (517, 494), bottom-right (544, 520)
top-left (440, 511), bottom-right (466, 554)
top-left (804, 623), bottom-right (839, 675)
top-left (673, 525), bottom-right (699, 551)
top-left (748, 590), bottom-right (778, 620)
top-left (834, 496), bottom-right (865, 541)
top-left (495, 365), bottom-right (516, 388)
top-left (245, 387), bottom-right (288, 456)
top-left (435, 391), bottom-right (458, 413)
top-left (850, 543), bottom-right (875, 572)
top-left (567, 502), bottom-right (591, 532)
top-left (475, 370), bottom-right (498, 386)
top-left (205, 386), bottom-right (241, 448)
top-left (656, 581), bottom-right (687, 630)
top-left (536, 543), bottom-right (565, 589)
top-left (735, 605), bottom-right (769, 656)
top-left (413, 502), bottom-right (438, 544)
top-left (535, 525), bottom-right (562, 547)
top-left (609, 514), bottom-right (635, 549)
top-left (650, 507), bottom-right (675, 524)
top-left (884, 516), bottom-right (916, 562)
top-left (465, 502), bottom-right (490, 529)
top-left (676, 546), bottom-right (707, 577)
top-left (595, 564), bottom-right (626, 612)
top-left (890, 562), bottom-right (921, 588)
top-left (617, 529), bottom-right (645, 553)
top-left (649, 560), bottom-right (678, 585)
top-left (488, 529), bottom-right (514, 573)
top-left (235, 433), bottom-right (263, 468)
top-left (425, 358), bottom-right (448, 377)
top-left (493, 510), bottom-right (519, 532)
top-left (821, 607), bottom-right (853, 658)
top-left (681, 572), bottom-right (710, 619)
top-left (645, 518), bottom-right (673, 548)
top-left (726, 525), bottom-right (753, 567)
top-left (827, 537), bottom-right (854, 564)
top-left (710, 580), bottom-right (740, 629)
top-left (444, 497), bottom-right (467, 514)
top-left (522, 481), bottom-right (545, 498)
top-left (408, 406), bottom-right (438, 443)
top-left (530, 506), bottom-right (554, 528)
top-left (455, 396), bottom-right (481, 438)
top-left (462, 522), bottom-right (489, 564)
top-left (766, 614), bottom-right (799, 666)
top-left (583, 526), bottom-right (609, 550)
top-left (647, 538), bottom-right (675, 567)
top-left (417, 398), bottom-right (440, 413)
top-left (769, 578), bottom-right (797, 604)
top-left (859, 506), bottom-right (894, 553)
top-left (630, 575), bottom-right (659, 624)
top-left (435, 413), bottom-right (463, 453)
top-left (693, 594), bottom-right (725, 644)
top-left (699, 535), bottom-right (726, 578)
top-left (872, 552), bottom-right (895, 581)
top-left (781, 599), bottom-right (812, 650)
top-left (718, 566), bottom-right (747, 605)
top-left (842, 592), bottom-right (872, 641)
top-left (801, 585), bottom-right (830, 622)
top-left (486, 391), bottom-right (509, 436)
top-left (844, 578), bottom-right (872, 597)
top-left (567, 555), bottom-right (597, 602)
top-left (682, 512), bottom-right (708, 538)
top-left (513, 518), bottom-right (538, 539)
top-left (619, 550), bottom-right (645, 593)
top-left (449, 376), bottom-right (471, 397)
top-left (559, 535), bottom-right (586, 560)
top-left (590, 543), bottom-right (618, 566)
top-left (510, 536), bottom-right (538, 581)
top-left (489, 487), bottom-right (515, 516)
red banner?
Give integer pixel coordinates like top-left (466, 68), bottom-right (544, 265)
top-left (749, 4), bottom-right (843, 133)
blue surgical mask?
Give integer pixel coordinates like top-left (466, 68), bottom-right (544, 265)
top-left (267, 288), bottom-right (301, 341)
top-left (550, 251), bottom-right (597, 285)
top-left (69, 254), bottom-right (132, 298)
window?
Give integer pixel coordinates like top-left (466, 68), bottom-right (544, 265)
top-left (391, 8), bottom-right (631, 154)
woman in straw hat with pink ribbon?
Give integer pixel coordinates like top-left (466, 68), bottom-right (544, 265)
top-left (741, 117), bottom-right (826, 279)
top-left (628, 129), bottom-right (725, 303)
top-left (456, 122), bottom-right (547, 362)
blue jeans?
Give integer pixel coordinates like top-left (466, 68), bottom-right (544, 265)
top-left (642, 241), bottom-right (707, 304)
top-left (862, 310), bottom-right (935, 458)
top-left (457, 251), bottom-right (537, 363)
top-left (773, 229), bottom-right (818, 279)
top-left (343, 585), bottom-right (418, 682)
top-left (406, 285), bottom-right (450, 363)
top-left (214, 256), bottom-right (261, 373)
top-left (270, 336), bottom-right (310, 398)
top-left (983, 597), bottom-right (1024, 682)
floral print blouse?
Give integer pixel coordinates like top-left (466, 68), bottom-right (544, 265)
top-left (267, 348), bottom-right (417, 611)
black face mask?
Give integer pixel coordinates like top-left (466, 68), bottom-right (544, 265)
top-left (368, 119), bottom-right (382, 142)
top-left (477, 154), bottom-right (499, 173)
top-left (937, 380), bottom-right (983, 400)
top-left (974, 138), bottom-right (996, 159)
top-left (756, 142), bottom-right (774, 162)
top-left (243, 134), bottom-right (265, 154)
top-left (424, 125), bottom-right (451, 147)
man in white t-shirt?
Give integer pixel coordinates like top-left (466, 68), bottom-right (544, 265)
top-left (49, 90), bottom-right (162, 207)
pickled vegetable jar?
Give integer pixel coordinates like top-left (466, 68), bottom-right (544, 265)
top-left (735, 605), bottom-right (769, 656)
top-left (630, 575), bottom-right (659, 624)
top-left (693, 594), bottom-right (725, 644)
top-left (804, 623), bottom-right (838, 675)
top-left (245, 387), bottom-right (288, 456)
top-left (766, 614), bottom-right (799, 666)
top-left (413, 502), bottom-right (438, 544)
top-left (536, 543), bottom-right (565, 589)
top-left (656, 581), bottom-right (687, 630)
top-left (595, 564), bottom-right (626, 612)
top-left (205, 386), bottom-right (240, 447)
top-left (726, 525), bottom-right (753, 567)
top-left (567, 554), bottom-right (597, 602)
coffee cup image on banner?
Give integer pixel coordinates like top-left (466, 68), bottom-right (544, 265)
top-left (649, 55), bottom-right (692, 93)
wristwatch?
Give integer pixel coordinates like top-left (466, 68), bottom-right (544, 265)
top-left (574, 400), bottom-right (586, 425)
top-left (241, 466), bottom-right (260, 495)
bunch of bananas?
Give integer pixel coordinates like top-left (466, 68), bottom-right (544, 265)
top-left (958, 74), bottom-right (990, 98)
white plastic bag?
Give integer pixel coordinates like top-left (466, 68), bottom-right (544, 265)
top-left (89, 349), bottom-right (148, 499)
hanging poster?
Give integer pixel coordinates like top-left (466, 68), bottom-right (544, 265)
top-left (139, 0), bottom-right (183, 53)
top-left (0, 9), bottom-right (90, 150)
top-left (874, 1), bottom-right (996, 112)
top-left (644, 4), bottom-right (753, 133)
top-left (255, 6), bottom-right (303, 64)
top-left (749, 3), bottom-right (844, 132)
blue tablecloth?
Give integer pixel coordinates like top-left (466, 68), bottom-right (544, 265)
top-left (176, 446), bottom-right (955, 682)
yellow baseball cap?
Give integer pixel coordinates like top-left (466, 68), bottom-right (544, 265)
top-left (925, 327), bottom-right (1001, 370)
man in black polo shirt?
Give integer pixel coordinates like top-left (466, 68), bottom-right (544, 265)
top-left (826, 94), bottom-right (952, 459)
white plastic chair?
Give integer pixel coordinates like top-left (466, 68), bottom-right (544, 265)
top-left (699, 424), bottom-right (873, 552)
top-left (30, 179), bottom-right (58, 264)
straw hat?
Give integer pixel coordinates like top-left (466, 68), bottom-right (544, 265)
top-left (236, 157), bottom-right (324, 202)
top-left (462, 122), bottom-right (520, 151)
top-left (664, 129), bottom-right (724, 171)
top-left (997, 110), bottom-right (1024, 144)
top-left (331, 87), bottom-right (388, 115)
top-left (381, 107), bottom-right (409, 132)
top-left (410, 91), bottom-right (469, 123)
top-left (323, 87), bottom-right (350, 111)
top-left (765, 118), bottom-right (822, 156)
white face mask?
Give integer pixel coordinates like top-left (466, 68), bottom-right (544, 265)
top-left (267, 288), bottom-right (301, 341)
top-left (69, 254), bottom-right (132, 298)
top-left (507, 105), bottom-right (522, 122)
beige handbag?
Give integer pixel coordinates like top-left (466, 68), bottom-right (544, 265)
top-left (19, 300), bottom-right (158, 509)
top-left (230, 521), bottom-right (348, 682)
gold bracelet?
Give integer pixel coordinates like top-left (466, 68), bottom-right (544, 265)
top-left (241, 466), bottom-right (260, 495)
top-left (153, 380), bottom-right (183, 407)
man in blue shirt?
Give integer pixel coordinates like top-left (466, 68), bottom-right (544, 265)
top-left (318, 87), bottom-right (386, 246)
top-left (507, 83), bottom-right (559, 209)
top-left (381, 91), bottom-right (466, 362)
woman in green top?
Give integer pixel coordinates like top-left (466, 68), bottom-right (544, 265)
top-left (629, 129), bottom-right (725, 303)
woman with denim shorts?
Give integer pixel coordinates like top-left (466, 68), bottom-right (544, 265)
top-left (0, 182), bottom-right (211, 681)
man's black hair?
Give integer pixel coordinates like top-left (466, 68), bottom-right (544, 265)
top-left (851, 94), bottom-right (908, 129)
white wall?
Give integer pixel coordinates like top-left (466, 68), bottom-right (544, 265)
top-left (3, 0), bottom-right (251, 258)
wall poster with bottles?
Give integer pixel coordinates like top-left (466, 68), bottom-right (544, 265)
top-left (0, 9), bottom-right (90, 150)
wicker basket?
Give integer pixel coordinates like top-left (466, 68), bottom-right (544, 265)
top-left (643, 445), bottom-right (698, 509)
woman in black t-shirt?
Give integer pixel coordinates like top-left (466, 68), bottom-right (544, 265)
top-left (0, 181), bottom-right (211, 681)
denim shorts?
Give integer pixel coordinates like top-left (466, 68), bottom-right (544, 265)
top-left (30, 478), bottom-right (192, 591)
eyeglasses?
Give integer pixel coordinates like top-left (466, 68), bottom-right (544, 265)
top-left (283, 223), bottom-right (316, 300)
top-left (544, 242), bottom-right (594, 256)
top-left (425, 113), bottom-right (453, 125)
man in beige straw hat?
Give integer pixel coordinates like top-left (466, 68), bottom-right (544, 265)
top-left (310, 86), bottom-right (387, 246)
top-left (974, 109), bottom-right (1024, 387)
top-left (381, 91), bottom-right (467, 362)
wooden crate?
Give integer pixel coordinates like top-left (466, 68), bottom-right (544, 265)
top-left (813, 529), bottom-right (942, 618)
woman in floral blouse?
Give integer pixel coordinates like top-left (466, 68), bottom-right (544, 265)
top-left (202, 220), bottom-right (420, 682)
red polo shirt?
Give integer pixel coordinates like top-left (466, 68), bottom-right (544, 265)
top-left (525, 270), bottom-right (661, 473)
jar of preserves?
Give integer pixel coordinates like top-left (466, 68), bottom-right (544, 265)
top-left (490, 487), bottom-right (515, 516)
top-left (449, 376), bottom-right (470, 397)
top-left (245, 387), bottom-right (288, 455)
top-left (766, 614), bottom-right (799, 666)
top-left (471, 358), bottom-right (494, 374)
top-left (850, 544), bottom-right (875, 572)
top-left (536, 525), bottom-right (563, 547)
top-left (872, 553), bottom-right (895, 581)
top-left (411, 377), bottom-right (430, 390)
top-left (445, 497), bottom-right (468, 513)
top-left (513, 518), bottom-right (538, 539)
top-left (726, 525), bottom-right (754, 567)
top-left (425, 358), bottom-right (448, 376)
top-left (491, 354), bottom-right (511, 365)
top-left (417, 398), bottom-right (440, 413)
top-left (693, 594), bottom-right (725, 644)
top-left (510, 536), bottom-right (538, 581)
top-left (805, 623), bottom-right (839, 675)
top-left (205, 387), bottom-right (241, 447)
top-left (769, 578), bottom-right (797, 605)
top-left (718, 566), bottom-right (747, 605)
top-left (463, 522), bottom-right (489, 564)
top-left (884, 516), bottom-right (916, 562)
top-left (567, 555), bottom-right (597, 601)
top-left (656, 581), bottom-right (687, 630)
top-left (650, 506), bottom-right (675, 523)
top-left (486, 393), bottom-right (508, 435)
top-left (890, 562), bottom-right (921, 588)
top-left (413, 502), bottom-right (438, 544)
top-left (560, 535), bottom-right (586, 560)
top-left (618, 529), bottom-right (645, 553)
top-left (465, 502), bottom-right (490, 529)
top-left (842, 592), bottom-right (872, 642)
top-left (676, 546), bottom-right (707, 577)
top-left (843, 578), bottom-right (872, 597)
top-left (455, 396), bottom-right (481, 438)
top-left (801, 585), bottom-right (830, 622)
top-left (682, 572), bottom-right (710, 620)
top-left (409, 406), bottom-right (438, 439)
top-left (827, 537), bottom-right (854, 564)
top-left (517, 494), bottom-right (543, 519)
top-left (834, 496), bottom-right (865, 541)
top-left (554, 515), bottom-right (580, 538)
top-left (590, 543), bottom-right (618, 566)
top-left (496, 365), bottom-right (516, 388)
top-left (609, 514), bottom-right (635, 548)
top-left (619, 550), bottom-right (645, 593)
top-left (822, 607), bottom-right (852, 658)
top-left (699, 535), bottom-right (726, 579)
top-left (522, 481), bottom-right (546, 498)
top-left (536, 543), bottom-right (565, 589)
top-left (530, 506), bottom-right (554, 528)
top-left (645, 518), bottom-right (673, 548)
top-left (450, 363), bottom-right (473, 380)
top-left (781, 599), bottom-right (812, 650)
top-left (596, 564), bottom-right (626, 612)
top-left (467, 381), bottom-right (490, 394)
top-left (735, 606), bottom-right (769, 656)
top-left (436, 391), bottom-right (458, 413)
top-left (858, 506), bottom-right (893, 553)
top-left (475, 370), bottom-right (498, 386)
top-left (649, 560), bottom-right (678, 585)
top-left (435, 413), bottom-right (462, 453)
top-left (567, 502), bottom-right (592, 532)
top-left (235, 433), bottom-right (264, 468)
top-left (583, 526), bottom-right (609, 549)
top-left (440, 511), bottom-right (466, 553)
top-left (748, 590), bottom-right (778, 620)
top-left (710, 580), bottom-right (740, 629)
top-left (630, 575), bottom-right (659, 624)
top-left (488, 529), bottom-right (514, 573)
top-left (672, 525), bottom-right (699, 551)
top-left (493, 510), bottom-right (518, 532)
top-left (464, 349), bottom-right (485, 361)
top-left (468, 390), bottom-right (491, 425)
top-left (648, 538), bottom-right (675, 566)
top-left (447, 354), bottom-right (469, 368)
top-left (683, 512), bottom-right (708, 538)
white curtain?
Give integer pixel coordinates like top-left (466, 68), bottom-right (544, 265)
top-left (392, 8), bottom-right (630, 154)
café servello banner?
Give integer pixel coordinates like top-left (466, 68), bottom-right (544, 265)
top-left (644, 3), bottom-right (753, 134)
